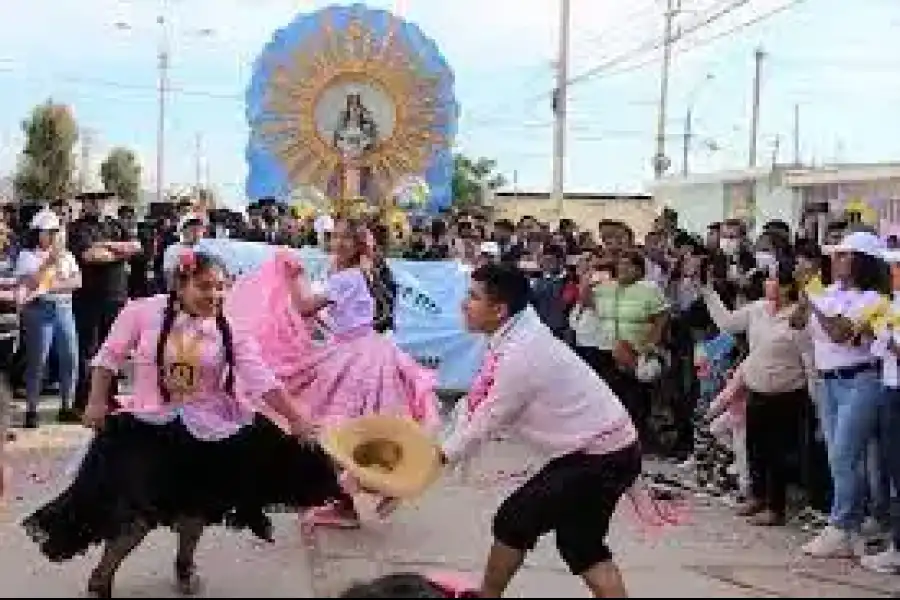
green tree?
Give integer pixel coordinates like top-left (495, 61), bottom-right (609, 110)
top-left (451, 153), bottom-right (506, 206)
top-left (14, 100), bottom-right (79, 202)
top-left (100, 147), bottom-right (142, 204)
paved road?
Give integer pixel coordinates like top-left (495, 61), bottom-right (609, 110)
top-left (0, 426), bottom-right (897, 598)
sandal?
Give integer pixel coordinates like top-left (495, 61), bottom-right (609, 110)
top-left (174, 560), bottom-right (203, 596)
top-left (301, 504), bottom-right (361, 529)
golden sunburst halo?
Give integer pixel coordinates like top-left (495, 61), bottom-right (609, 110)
top-left (256, 13), bottom-right (446, 197)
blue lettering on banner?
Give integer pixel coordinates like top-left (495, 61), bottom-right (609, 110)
top-left (198, 239), bottom-right (485, 391)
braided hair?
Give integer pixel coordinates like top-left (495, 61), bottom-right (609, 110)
top-left (156, 251), bottom-right (235, 404)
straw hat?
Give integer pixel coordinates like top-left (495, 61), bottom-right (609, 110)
top-left (319, 415), bottom-right (442, 499)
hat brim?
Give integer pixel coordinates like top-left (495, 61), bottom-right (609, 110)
top-left (319, 415), bottom-right (442, 499)
top-left (826, 243), bottom-right (882, 257)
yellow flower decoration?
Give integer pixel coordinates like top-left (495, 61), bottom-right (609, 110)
top-left (803, 276), bottom-right (826, 298)
top-left (859, 296), bottom-right (893, 330)
top-left (871, 311), bottom-right (900, 333)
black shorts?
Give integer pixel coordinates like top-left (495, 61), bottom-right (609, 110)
top-left (492, 442), bottom-right (641, 574)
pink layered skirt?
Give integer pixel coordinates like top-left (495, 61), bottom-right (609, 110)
top-left (227, 254), bottom-right (439, 432)
top-left (271, 328), bottom-right (440, 431)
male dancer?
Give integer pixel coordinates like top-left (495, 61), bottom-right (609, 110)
top-left (439, 263), bottom-right (670, 598)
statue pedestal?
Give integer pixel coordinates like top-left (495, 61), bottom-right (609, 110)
top-left (334, 156), bottom-right (373, 218)
top-left (342, 163), bottom-right (362, 200)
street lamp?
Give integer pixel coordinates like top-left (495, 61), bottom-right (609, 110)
top-left (112, 14), bottom-right (213, 204)
top-left (682, 72), bottom-right (715, 177)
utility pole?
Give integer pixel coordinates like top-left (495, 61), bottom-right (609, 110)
top-left (792, 103), bottom-right (800, 166)
top-left (748, 46), bottom-right (765, 168)
top-left (654, 0), bottom-right (677, 179)
top-left (682, 108), bottom-right (692, 176)
top-left (156, 14), bottom-right (169, 204)
top-left (194, 132), bottom-right (203, 191)
top-left (79, 127), bottom-right (93, 193)
top-left (551, 0), bottom-right (571, 217)
top-left (512, 169), bottom-right (519, 204)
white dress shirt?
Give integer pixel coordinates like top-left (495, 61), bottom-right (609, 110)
top-left (442, 307), bottom-right (637, 466)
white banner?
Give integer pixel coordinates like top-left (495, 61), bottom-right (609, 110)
top-left (198, 239), bottom-right (485, 390)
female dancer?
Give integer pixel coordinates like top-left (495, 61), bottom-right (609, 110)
top-left (21, 251), bottom-right (344, 598)
top-left (229, 218), bottom-right (439, 528)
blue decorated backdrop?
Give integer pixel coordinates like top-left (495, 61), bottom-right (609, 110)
top-left (245, 4), bottom-right (458, 213)
top-left (199, 238), bottom-right (485, 391)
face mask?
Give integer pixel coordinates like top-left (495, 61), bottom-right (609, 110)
top-left (719, 238), bottom-right (740, 255)
top-left (755, 251), bottom-right (777, 270)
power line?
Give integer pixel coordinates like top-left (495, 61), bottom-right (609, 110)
top-left (496, 0), bottom-right (755, 120)
top-left (567, 0), bottom-right (809, 84)
top-left (564, 0), bottom-right (754, 90)
top-left (0, 66), bottom-right (243, 102)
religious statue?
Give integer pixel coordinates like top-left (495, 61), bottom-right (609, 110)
top-left (248, 6), bottom-right (458, 210)
top-left (331, 93), bottom-right (378, 205)
top-left (333, 93), bottom-right (378, 159)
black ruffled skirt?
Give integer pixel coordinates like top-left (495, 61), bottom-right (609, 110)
top-left (22, 413), bottom-right (342, 562)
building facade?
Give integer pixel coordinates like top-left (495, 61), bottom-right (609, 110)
top-left (490, 191), bottom-right (657, 240)
top-left (649, 163), bottom-right (900, 235)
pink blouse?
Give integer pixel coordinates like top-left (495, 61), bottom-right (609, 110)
top-left (91, 295), bottom-right (283, 441)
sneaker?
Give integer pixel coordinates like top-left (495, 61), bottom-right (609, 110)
top-left (801, 525), bottom-right (855, 558)
top-left (860, 517), bottom-right (890, 543)
top-left (860, 546), bottom-right (900, 574)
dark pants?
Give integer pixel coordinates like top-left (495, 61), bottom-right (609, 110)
top-left (492, 443), bottom-right (641, 574)
top-left (591, 350), bottom-right (651, 449)
top-left (73, 296), bottom-right (124, 411)
top-left (0, 334), bottom-right (15, 438)
top-left (800, 397), bottom-right (832, 513)
top-left (746, 388), bottom-right (806, 515)
top-left (670, 337), bottom-right (698, 458)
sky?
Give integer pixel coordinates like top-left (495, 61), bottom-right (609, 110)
top-left (0, 0), bottom-right (898, 207)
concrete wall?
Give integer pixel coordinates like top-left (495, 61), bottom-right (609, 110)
top-left (651, 174), bottom-right (803, 235)
top-left (651, 179), bottom-right (726, 235)
top-left (491, 197), bottom-right (658, 240)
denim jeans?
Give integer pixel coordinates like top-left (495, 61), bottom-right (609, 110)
top-left (866, 436), bottom-right (892, 526)
top-left (21, 297), bottom-right (79, 413)
top-left (882, 388), bottom-right (900, 548)
top-left (817, 370), bottom-right (886, 531)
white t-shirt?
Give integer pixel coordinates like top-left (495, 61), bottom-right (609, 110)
top-left (14, 248), bottom-right (80, 301)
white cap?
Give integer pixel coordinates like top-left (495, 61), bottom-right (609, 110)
top-left (829, 231), bottom-right (885, 257)
top-left (882, 249), bottom-right (900, 264)
top-left (177, 213), bottom-right (208, 233)
top-left (479, 241), bottom-right (500, 257)
top-left (29, 208), bottom-right (61, 231)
